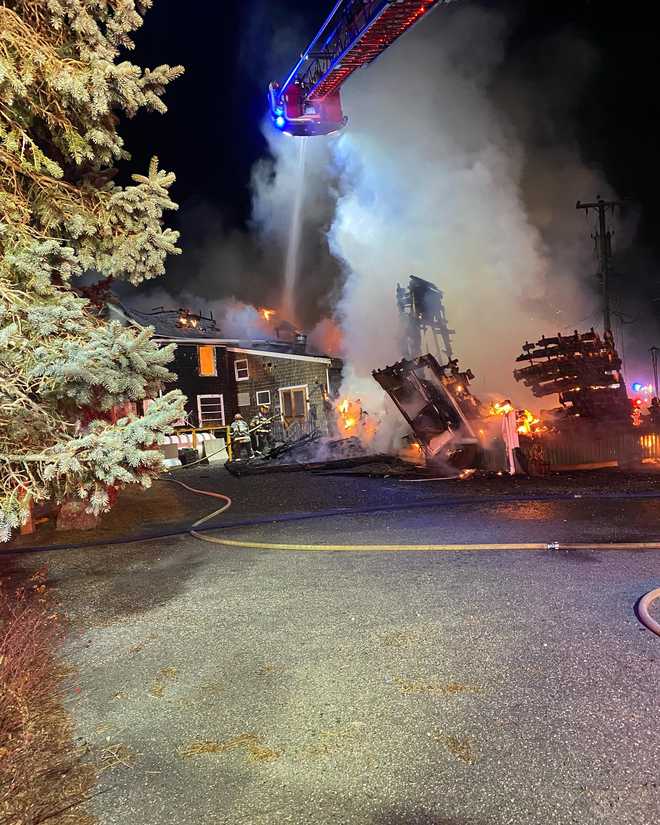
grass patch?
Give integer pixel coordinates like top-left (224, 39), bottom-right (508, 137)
top-left (0, 566), bottom-right (97, 825)
top-left (433, 730), bottom-right (477, 764)
top-left (180, 733), bottom-right (280, 763)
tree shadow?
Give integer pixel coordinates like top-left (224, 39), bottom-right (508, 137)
top-left (4, 532), bottom-right (261, 628)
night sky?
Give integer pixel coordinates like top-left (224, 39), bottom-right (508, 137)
top-left (122, 0), bottom-right (659, 333)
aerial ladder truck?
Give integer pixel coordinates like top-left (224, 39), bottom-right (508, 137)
top-left (269, 0), bottom-right (461, 137)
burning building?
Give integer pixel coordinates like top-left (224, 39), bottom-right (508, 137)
top-left (107, 302), bottom-right (338, 437)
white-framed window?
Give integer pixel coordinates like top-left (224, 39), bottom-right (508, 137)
top-left (234, 358), bottom-right (249, 381)
top-left (198, 345), bottom-right (217, 377)
top-left (196, 394), bottom-right (225, 427)
top-left (256, 389), bottom-right (271, 407)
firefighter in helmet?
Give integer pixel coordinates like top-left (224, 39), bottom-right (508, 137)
top-left (230, 413), bottom-right (254, 460)
top-left (250, 405), bottom-right (273, 455)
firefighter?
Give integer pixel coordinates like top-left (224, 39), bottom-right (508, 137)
top-left (230, 413), bottom-right (254, 460)
top-left (649, 397), bottom-right (660, 428)
top-left (250, 406), bottom-right (272, 454)
top-left (500, 400), bottom-right (524, 475)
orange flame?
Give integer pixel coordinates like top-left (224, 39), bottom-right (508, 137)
top-left (517, 409), bottom-right (541, 435)
top-left (490, 400), bottom-right (513, 416)
top-left (490, 401), bottom-right (545, 435)
top-left (260, 308), bottom-right (276, 322)
top-left (336, 397), bottom-right (370, 438)
top-left (334, 396), bottom-right (380, 443)
top-left (337, 397), bottom-right (359, 434)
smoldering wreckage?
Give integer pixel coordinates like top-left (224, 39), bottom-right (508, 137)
top-left (176, 275), bottom-right (657, 482)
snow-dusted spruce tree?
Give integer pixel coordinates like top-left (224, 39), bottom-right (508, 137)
top-left (0, 0), bottom-right (187, 540)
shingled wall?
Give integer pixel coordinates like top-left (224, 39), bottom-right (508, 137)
top-left (168, 343), bottom-right (333, 435)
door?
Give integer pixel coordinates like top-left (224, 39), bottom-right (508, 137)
top-left (279, 385), bottom-right (308, 433)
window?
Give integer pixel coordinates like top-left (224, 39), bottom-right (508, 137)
top-left (234, 358), bottom-right (249, 381)
top-left (237, 392), bottom-right (251, 407)
top-left (196, 394), bottom-right (225, 427)
top-left (198, 345), bottom-right (217, 377)
top-left (256, 390), bottom-right (271, 407)
top-left (279, 386), bottom-right (308, 425)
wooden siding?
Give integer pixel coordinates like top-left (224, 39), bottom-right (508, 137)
top-left (167, 344), bottom-right (332, 434)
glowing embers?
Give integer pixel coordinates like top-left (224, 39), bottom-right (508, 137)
top-left (176, 308), bottom-right (202, 329)
top-left (489, 401), bottom-right (546, 437)
top-left (516, 408), bottom-right (544, 436)
top-left (489, 399), bottom-right (514, 417)
top-left (335, 397), bottom-right (379, 441)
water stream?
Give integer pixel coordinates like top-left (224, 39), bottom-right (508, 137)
top-left (281, 137), bottom-right (308, 324)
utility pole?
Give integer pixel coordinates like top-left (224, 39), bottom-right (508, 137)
top-left (612, 310), bottom-right (636, 375)
top-left (576, 195), bottom-right (623, 334)
top-left (651, 346), bottom-right (659, 397)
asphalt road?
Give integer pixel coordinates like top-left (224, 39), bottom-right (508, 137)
top-left (10, 468), bottom-right (660, 825)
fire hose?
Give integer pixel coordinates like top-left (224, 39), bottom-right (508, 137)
top-left (170, 477), bottom-right (660, 550)
top-left (5, 476), bottom-right (659, 634)
top-left (167, 478), bottom-right (660, 637)
top-left (636, 588), bottom-right (660, 637)
top-left (8, 486), bottom-right (660, 554)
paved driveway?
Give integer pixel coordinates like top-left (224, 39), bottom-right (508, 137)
top-left (13, 469), bottom-right (660, 824)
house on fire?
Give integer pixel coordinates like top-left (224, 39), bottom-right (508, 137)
top-left (109, 303), bottom-right (341, 436)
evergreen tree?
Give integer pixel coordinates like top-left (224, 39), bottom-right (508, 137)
top-left (0, 0), bottom-right (187, 540)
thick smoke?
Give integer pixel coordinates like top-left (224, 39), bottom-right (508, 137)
top-left (125, 3), bottom-right (645, 411)
top-left (330, 5), bottom-right (616, 410)
top-left (121, 125), bottom-right (341, 333)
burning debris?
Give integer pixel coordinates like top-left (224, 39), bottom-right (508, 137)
top-left (513, 329), bottom-right (630, 423)
top-left (335, 397), bottom-right (379, 441)
top-left (225, 430), bottom-right (386, 477)
top-left (174, 307), bottom-right (219, 332)
top-left (372, 353), bottom-right (482, 470)
top-left (489, 401), bottom-right (546, 437)
top-left (515, 408), bottom-right (544, 436)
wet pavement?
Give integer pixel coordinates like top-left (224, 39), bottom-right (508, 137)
top-left (6, 468), bottom-right (660, 824)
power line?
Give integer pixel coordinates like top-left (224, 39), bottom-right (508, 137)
top-left (576, 195), bottom-right (624, 334)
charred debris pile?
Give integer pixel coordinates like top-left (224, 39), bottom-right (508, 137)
top-left (225, 431), bottom-right (414, 478)
top-left (373, 353), bottom-right (483, 471)
top-left (225, 275), bottom-right (642, 479)
top-left (513, 329), bottom-right (630, 423)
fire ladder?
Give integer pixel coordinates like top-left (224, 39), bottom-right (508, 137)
top-left (269, 0), bottom-right (460, 136)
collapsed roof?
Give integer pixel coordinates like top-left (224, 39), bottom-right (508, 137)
top-left (373, 353), bottom-right (481, 468)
